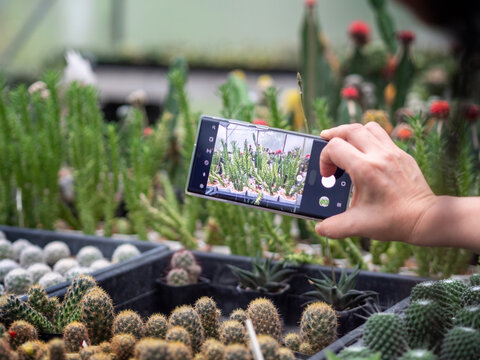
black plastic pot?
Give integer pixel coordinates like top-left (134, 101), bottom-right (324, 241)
top-left (155, 277), bottom-right (212, 314)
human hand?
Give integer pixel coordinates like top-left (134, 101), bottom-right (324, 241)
top-left (315, 122), bottom-right (437, 244)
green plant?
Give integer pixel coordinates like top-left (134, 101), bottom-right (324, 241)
top-left (300, 302), bottom-right (337, 353)
top-left (38, 272), bottom-right (65, 289)
top-left (298, 342), bottom-right (314, 356)
top-left (17, 340), bottom-right (47, 360)
top-left (258, 335), bottom-right (280, 360)
top-left (470, 273), bottom-right (480, 286)
top-left (245, 298), bottom-right (282, 341)
top-left (170, 250), bottom-right (201, 283)
top-left (224, 344), bottom-right (251, 360)
top-left (400, 350), bottom-right (437, 360)
top-left (334, 345), bottom-right (379, 360)
top-left (277, 348), bottom-right (295, 360)
top-left (27, 263), bottom-right (51, 284)
top-left (112, 310), bottom-right (145, 340)
top-left (439, 326), bottom-right (480, 360)
top-left (8, 320), bottom-right (38, 349)
top-left (283, 332), bottom-right (300, 352)
top-left (200, 339), bottom-right (225, 360)
top-left (19, 246), bottom-right (43, 268)
top-left (134, 338), bottom-right (170, 360)
top-left (80, 287), bottom-right (114, 345)
top-left (0, 240), bottom-right (13, 260)
top-left (0, 259), bottom-right (19, 282)
top-left (76, 247), bottom-right (103, 267)
top-left (111, 244), bottom-right (140, 264)
top-left (194, 297), bottom-right (220, 340)
top-left (404, 300), bottom-right (444, 350)
top-left (111, 334), bottom-right (136, 360)
top-left (168, 306), bottom-right (204, 353)
top-left (229, 309), bottom-right (246, 325)
top-left (219, 320), bottom-right (246, 345)
top-left (454, 305), bottom-right (480, 330)
top-left (304, 266), bottom-right (378, 311)
top-left (165, 326), bottom-right (192, 350)
top-left (63, 321), bottom-right (90, 353)
top-left (4, 268), bottom-right (32, 295)
top-left (27, 285), bottom-right (58, 323)
top-left (166, 268), bottom-right (192, 287)
top-left (145, 313), bottom-right (168, 339)
top-left (43, 241), bottom-right (70, 266)
top-left (461, 286), bottom-right (480, 306)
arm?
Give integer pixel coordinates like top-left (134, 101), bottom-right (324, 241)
top-left (316, 122), bottom-right (480, 253)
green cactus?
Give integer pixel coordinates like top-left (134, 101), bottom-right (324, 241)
top-left (0, 239), bottom-right (14, 260)
top-left (461, 286), bottom-right (480, 306)
top-left (298, 342), bottom-right (314, 355)
top-left (404, 299), bottom-right (444, 350)
top-left (168, 306), bottom-right (204, 353)
top-left (194, 297), bottom-right (220, 340)
top-left (63, 321), bottom-right (90, 353)
top-left (111, 244), bottom-right (140, 264)
top-left (229, 309), bottom-right (246, 326)
top-left (283, 332), bottom-right (300, 352)
top-left (19, 246), bottom-right (43, 268)
top-left (76, 247), bottom-right (103, 268)
top-left (134, 338), bottom-right (170, 360)
top-left (454, 305), bottom-right (480, 330)
top-left (166, 268), bottom-right (191, 286)
top-left (4, 268), bottom-right (33, 295)
top-left (27, 263), bottom-right (51, 283)
top-left (170, 250), bottom-right (201, 283)
top-left (300, 302), bottom-right (337, 353)
top-left (399, 350), bottom-right (437, 360)
top-left (111, 333), bottom-right (136, 360)
top-left (337, 345), bottom-right (378, 359)
top-left (277, 348), bottom-right (295, 360)
top-left (219, 320), bottom-right (246, 345)
top-left (17, 340), bottom-right (47, 360)
top-left (200, 339), bottom-right (225, 360)
top-left (80, 287), bottom-right (114, 345)
top-left (257, 335), bottom-right (279, 360)
top-left (145, 313), bottom-right (168, 339)
top-left (168, 341), bottom-right (193, 360)
top-left (27, 285), bottom-right (57, 322)
top-left (224, 344), bottom-right (251, 360)
top-left (470, 273), bottom-right (480, 286)
top-left (439, 326), bottom-right (480, 360)
top-left (112, 310), bottom-right (145, 340)
top-left (363, 313), bottom-right (408, 360)
top-left (47, 338), bottom-right (67, 360)
top-left (97, 341), bottom-right (111, 354)
top-left (245, 298), bottom-right (282, 341)
top-left (43, 242), bottom-right (70, 266)
top-left (166, 326), bottom-right (192, 350)
top-left (8, 320), bottom-right (38, 349)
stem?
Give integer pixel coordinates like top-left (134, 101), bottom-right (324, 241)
top-left (326, 237), bottom-right (336, 286)
top-left (297, 72), bottom-right (310, 134)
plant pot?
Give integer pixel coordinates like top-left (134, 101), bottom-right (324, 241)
top-left (216, 185), bottom-right (231, 194)
top-left (278, 194), bottom-right (297, 206)
top-left (296, 194), bottom-right (303, 205)
top-left (262, 192), bottom-right (279, 202)
top-left (246, 189), bottom-right (259, 198)
top-left (39, 332), bottom-right (62, 342)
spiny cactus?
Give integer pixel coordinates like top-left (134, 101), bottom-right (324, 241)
top-left (43, 242), bottom-right (71, 266)
top-left (470, 273), bottom-right (480, 286)
top-left (437, 279), bottom-right (468, 312)
top-left (67, 353), bottom-right (81, 360)
top-left (97, 342), bottom-right (111, 354)
top-left (194, 297), bottom-right (220, 339)
top-left (76, 247), bottom-right (103, 268)
top-left (257, 335), bottom-right (279, 360)
top-left (0, 259), bottom-right (20, 282)
top-left (283, 332), bottom-right (300, 352)
top-left (111, 245), bottom-right (140, 264)
top-left (166, 326), bottom-right (192, 350)
top-left (79, 345), bottom-right (101, 360)
top-left (399, 349), bottom-right (437, 360)
top-left (4, 268), bottom-right (33, 294)
top-left (145, 313), bottom-right (168, 339)
top-left (454, 305), bottom-right (480, 330)
top-left (134, 338), bottom-right (170, 360)
top-left (169, 341), bottom-right (193, 360)
top-left (27, 285), bottom-right (58, 322)
top-left (12, 239), bottom-right (31, 261)
top-left (53, 259), bottom-right (79, 276)
top-left (298, 342), bottom-right (314, 355)
top-left (0, 239), bottom-right (14, 260)
top-left (229, 309), bottom-right (246, 325)
top-left (17, 340), bottom-right (47, 360)
top-left (64, 321), bottom-right (90, 353)
top-left (89, 260), bottom-right (111, 272)
top-left (168, 306), bottom-right (204, 353)
top-left (8, 320), bottom-right (38, 349)
top-left (200, 338), bottom-right (225, 360)
top-left (219, 320), bottom-right (246, 345)
top-left (439, 326), bottom-right (480, 360)
top-left (112, 310), bottom-right (145, 340)
top-left (363, 313), bottom-right (409, 360)
top-left (224, 344), bottom-right (252, 360)
top-left (27, 263), bottom-right (51, 283)
top-left (47, 338), bottom-right (67, 360)
top-left (19, 246), bottom-right (43, 268)
top-left (65, 268), bottom-right (91, 282)
top-left (461, 285), bottom-right (480, 306)
top-left (337, 345), bottom-right (377, 359)
top-left (245, 298), bottom-right (282, 341)
top-left (170, 250), bottom-right (201, 283)
top-left (300, 302), bottom-right (337, 353)
top-left (111, 333), bottom-right (136, 360)
top-left (0, 338), bottom-right (15, 360)
top-left (80, 287), bottom-right (114, 345)
top-left (39, 272), bottom-right (66, 289)
top-left (166, 268), bottom-right (191, 286)
top-left (277, 348), bottom-right (295, 360)
top-left (404, 299), bottom-right (444, 349)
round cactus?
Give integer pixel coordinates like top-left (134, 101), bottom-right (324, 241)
top-left (298, 342), bottom-right (314, 355)
top-left (166, 268), bottom-right (191, 286)
top-left (258, 335), bottom-right (280, 360)
top-left (17, 340), bottom-right (47, 360)
top-left (220, 320), bottom-right (246, 345)
top-left (300, 302), bottom-right (337, 353)
top-left (405, 299), bottom-right (444, 350)
top-left (77, 247), bottom-right (104, 267)
top-left (439, 326), bottom-right (480, 360)
top-left (8, 320), bottom-right (38, 349)
top-left (12, 239), bottom-right (31, 261)
top-left (134, 338), bottom-right (170, 360)
top-left (38, 272), bottom-right (66, 289)
top-left (283, 332), bottom-right (300, 352)
top-left (63, 321), bottom-right (90, 352)
top-left (0, 338), bottom-right (14, 360)
top-left (277, 348), bottom-right (295, 360)
top-left (98, 341), bottom-right (112, 354)
top-left (246, 298), bottom-right (282, 341)
top-left (53, 258), bottom-right (79, 276)
top-left (0, 259), bottom-right (20, 282)
top-left (112, 244), bottom-right (140, 264)
top-left (27, 263), bottom-right (51, 283)
top-left (112, 310), bottom-right (145, 340)
top-left (168, 341), bottom-right (193, 360)
top-left (454, 305), bottom-right (480, 330)
top-left (461, 285), bottom-right (480, 306)
top-left (470, 273), bottom-right (480, 286)
top-left (229, 309), bottom-right (246, 325)
top-left (43, 241), bottom-right (71, 266)
top-left (111, 333), bottom-right (136, 360)
top-left (0, 231), bottom-right (6, 239)
top-left (89, 259), bottom-right (111, 272)
top-left (337, 345), bottom-right (377, 359)
top-left (224, 344), bottom-right (252, 360)
top-left (399, 349), bottom-right (437, 360)
top-left (194, 297), bottom-right (220, 339)
top-left (145, 313), bottom-right (168, 339)
top-left (168, 305), bottom-right (205, 353)
top-left (19, 246), bottom-right (43, 268)
top-left (65, 267), bottom-right (91, 281)
top-left (47, 338), bottom-right (67, 360)
top-left (81, 287), bottom-right (114, 345)
top-left (0, 239), bottom-right (14, 260)
top-left (200, 338), bottom-right (224, 360)
top-left (4, 268), bottom-right (33, 294)
top-left (170, 250), bottom-right (201, 283)
top-left (166, 326), bottom-right (192, 350)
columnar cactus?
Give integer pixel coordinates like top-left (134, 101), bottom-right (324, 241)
top-left (134, 338), bottom-right (170, 360)
top-left (200, 339), bottom-right (225, 360)
top-left (47, 338), bottom-right (67, 360)
top-left (257, 335), bottom-right (280, 360)
top-left (165, 326), bottom-right (192, 350)
top-left (4, 268), bottom-right (33, 294)
top-left (27, 263), bottom-right (51, 283)
top-left (76, 247), bottom-right (104, 267)
top-left (166, 268), bottom-right (191, 286)
top-left (0, 239), bottom-right (14, 260)
top-left (39, 272), bottom-right (66, 289)
top-left (277, 348), bottom-right (295, 360)
top-left (27, 285), bottom-right (58, 321)
top-left (168, 341), bottom-right (193, 360)
top-left (399, 350), bottom-right (437, 360)
top-left (112, 310), bottom-right (145, 340)
top-left (0, 259), bottom-right (20, 282)
top-left (63, 321), bottom-right (90, 353)
top-left (111, 245), bottom-right (140, 264)
top-left (194, 297), bottom-right (220, 339)
top-left (404, 299), bottom-right (443, 349)
top-left (168, 306), bottom-right (205, 353)
top-left (283, 332), bottom-right (300, 352)
top-left (245, 298), bottom-right (282, 341)
top-left (219, 320), bottom-right (246, 345)
top-left (300, 302), bottom-right (337, 353)
top-left (224, 344), bottom-right (252, 360)
top-left (461, 286), bottom-right (480, 306)
top-left (8, 320), bottom-right (38, 349)
top-left (80, 287), bottom-right (114, 345)
top-left (229, 309), bottom-right (246, 325)
top-left (453, 305), bottom-right (480, 330)
top-left (145, 313), bottom-right (168, 339)
top-left (439, 326), bottom-right (480, 360)
top-left (19, 246), bottom-right (43, 268)
top-left (43, 242), bottom-right (71, 266)
top-left (53, 259), bottom-right (79, 276)
top-left (170, 250), bottom-right (201, 283)
top-left (111, 334), bottom-right (136, 360)
top-left (12, 239), bottom-right (31, 261)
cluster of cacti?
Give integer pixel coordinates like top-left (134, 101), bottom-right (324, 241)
top-left (166, 250), bottom-right (202, 286)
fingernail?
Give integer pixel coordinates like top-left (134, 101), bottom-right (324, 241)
top-left (320, 130), bottom-right (329, 137)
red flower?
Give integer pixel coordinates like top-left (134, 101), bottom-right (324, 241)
top-left (397, 126), bottom-right (413, 140)
top-left (341, 86), bottom-right (359, 100)
top-left (382, 55), bottom-right (397, 79)
top-left (143, 127), bottom-right (153, 137)
top-left (305, 154), bottom-right (311, 159)
top-left (464, 104), bottom-right (479, 124)
top-left (9, 331), bottom-right (15, 338)
top-left (275, 149), bottom-right (282, 154)
top-left (430, 100), bottom-right (450, 119)
top-left (305, 0), bottom-right (316, 7)
top-left (397, 30), bottom-right (415, 46)
top-left (348, 20), bottom-right (370, 46)
top-left (253, 119), bottom-right (269, 126)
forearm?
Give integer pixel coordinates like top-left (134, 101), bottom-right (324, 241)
top-left (411, 196), bottom-right (480, 252)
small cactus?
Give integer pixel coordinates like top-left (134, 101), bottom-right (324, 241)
top-left (399, 349), bottom-right (437, 360)
top-left (224, 344), bottom-right (252, 360)
top-left (229, 309), bottom-right (246, 325)
top-left (0, 259), bottom-right (20, 282)
top-left (27, 284), bottom-right (58, 321)
top-left (12, 239), bottom-right (32, 261)
top-left (168, 341), bottom-right (193, 360)
top-left (111, 245), bottom-right (140, 264)
top-left (283, 332), bottom-right (300, 352)
top-left (219, 320), bottom-right (246, 345)
top-left (257, 335), bottom-right (280, 360)
top-left (461, 286), bottom-right (480, 306)
top-left (145, 313), bottom-right (168, 339)
top-left (38, 272), bottom-right (66, 289)
top-left (277, 348), bottom-right (295, 360)
top-left (439, 326), bottom-right (480, 360)
top-left (65, 268), bottom-right (91, 281)
top-left (76, 247), bottom-right (103, 267)
top-left (47, 338), bottom-right (67, 360)
top-left (5, 268), bottom-right (33, 294)
top-left (63, 321), bottom-right (90, 353)
top-left (165, 326), bottom-right (192, 350)
top-left (111, 333), bottom-right (136, 360)
top-left (200, 338), bottom-right (224, 360)
top-left (245, 298), bottom-right (282, 341)
top-left (0, 239), bottom-right (14, 260)
top-left (89, 260), bottom-right (111, 272)
top-left (168, 306), bottom-right (205, 353)
top-left (470, 273), bottom-right (480, 286)
top-left (363, 313), bottom-right (408, 360)
top-left (170, 250), bottom-right (201, 283)
top-left (166, 268), bottom-right (191, 286)
top-left (19, 246), bottom-right (43, 268)
top-left (43, 242), bottom-right (71, 266)
top-left (337, 345), bottom-right (377, 359)
top-left (81, 287), bottom-right (114, 345)
top-left (194, 297), bottom-right (220, 339)
top-left (300, 302), bottom-right (337, 353)
top-left (454, 305), bottom-right (480, 330)
top-left (134, 338), bottom-right (170, 360)
top-left (298, 342), bottom-right (314, 355)
top-left (405, 299), bottom-right (443, 349)
top-left (27, 263), bottom-right (52, 283)
top-left (8, 320), bottom-right (38, 349)
top-left (112, 310), bottom-right (145, 340)
top-left (97, 342), bottom-right (111, 354)
top-left (17, 340), bottom-right (47, 360)
top-left (53, 259), bottom-right (79, 276)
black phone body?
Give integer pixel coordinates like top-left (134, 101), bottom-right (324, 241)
top-left (186, 116), bottom-right (352, 220)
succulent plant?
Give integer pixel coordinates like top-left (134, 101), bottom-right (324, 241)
top-left (166, 326), bottom-right (192, 349)
top-left (0, 338), bottom-right (15, 360)
top-left (283, 332), bottom-right (300, 352)
top-left (336, 345), bottom-right (378, 359)
top-left (405, 299), bottom-right (444, 350)
top-left (112, 310), bottom-right (145, 340)
top-left (89, 259), bottom-right (111, 272)
top-left (47, 338), bottom-right (67, 360)
top-left (300, 302), bottom-right (337, 353)
top-left (80, 287), bottom-right (114, 345)
top-left (27, 263), bottom-right (52, 283)
top-left (79, 345), bottom-right (101, 360)
top-left (111, 333), bottom-right (136, 360)
top-left (470, 273), bottom-right (480, 286)
top-left (17, 340), bottom-right (48, 360)
top-left (64, 321), bottom-right (90, 352)
top-left (43, 242), bottom-right (71, 266)
top-left (19, 246), bottom-right (43, 268)
top-left (245, 298), bottom-right (282, 341)
top-left (53, 259), bottom-right (79, 276)
top-left (0, 259), bottom-right (20, 282)
top-left (38, 272), bottom-right (66, 289)
top-left (145, 313), bottom-right (168, 339)
top-left (5, 268), bottom-right (33, 294)
top-left (27, 284), bottom-right (58, 321)
top-left (277, 347), bottom-right (295, 360)
top-left (170, 250), bottom-right (201, 283)
top-left (304, 266), bottom-right (378, 311)
top-left (363, 313), bottom-right (409, 360)
top-left (8, 320), bottom-right (38, 349)
top-left (454, 305), bottom-right (480, 330)
top-left (200, 338), bottom-right (224, 360)
top-left (219, 320), bottom-right (246, 345)
top-left (166, 268), bottom-right (191, 286)
top-left (461, 285), bottom-right (480, 306)
top-left (168, 341), bottom-right (193, 360)
top-left (134, 338), bottom-right (170, 360)
top-left (12, 239), bottom-right (31, 262)
top-left (0, 239), bottom-right (14, 260)
top-left (298, 342), bottom-right (314, 355)
top-left (65, 267), bottom-right (91, 281)
top-left (168, 305), bottom-right (205, 353)
top-left (97, 341), bottom-right (112, 354)
top-left (111, 244), bottom-right (140, 264)
top-left (228, 255), bottom-right (296, 293)
top-left (439, 326), bottom-right (480, 360)
top-left (229, 309), bottom-right (246, 325)
top-left (76, 247), bottom-right (104, 267)
top-left (257, 335), bottom-right (280, 360)
top-left (224, 344), bottom-right (252, 360)
top-left (194, 297), bottom-right (220, 339)
top-left (399, 349), bottom-right (437, 360)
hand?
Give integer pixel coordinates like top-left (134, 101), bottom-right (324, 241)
top-left (315, 122), bottom-right (437, 244)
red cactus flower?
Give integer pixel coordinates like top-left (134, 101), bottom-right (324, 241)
top-left (397, 30), bottom-right (415, 46)
top-left (341, 86), bottom-right (359, 100)
top-left (275, 149), bottom-right (282, 154)
top-left (382, 55), bottom-right (397, 79)
top-left (253, 118), bottom-right (269, 126)
top-left (143, 127), bottom-right (153, 137)
top-left (348, 20), bottom-right (370, 46)
top-left (305, 0), bottom-right (316, 7)
top-left (305, 154), bottom-right (311, 159)
top-left (397, 126), bottom-right (413, 140)
top-left (430, 100), bottom-right (450, 119)
top-left (464, 104), bottom-right (479, 123)
top-left (9, 331), bottom-right (15, 338)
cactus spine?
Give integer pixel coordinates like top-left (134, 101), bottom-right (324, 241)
top-left (112, 310), bottom-right (145, 340)
top-left (194, 297), bottom-right (220, 339)
top-left (63, 321), bottom-right (90, 353)
top-left (229, 309), bottom-right (246, 325)
top-left (168, 306), bottom-right (205, 353)
top-left (363, 313), bottom-right (408, 360)
top-left (224, 344), bottom-right (252, 360)
top-left (168, 341), bottom-right (193, 360)
top-left (405, 299), bottom-right (444, 349)
top-left (111, 333), bottom-right (136, 360)
top-left (439, 326), bottom-right (480, 360)
top-left (134, 338), bottom-right (170, 360)
top-left (454, 305), bottom-right (480, 330)
top-left (300, 302), bottom-right (337, 353)
top-left (200, 339), bottom-right (225, 360)
top-left (461, 286), bottom-right (480, 306)
top-left (219, 320), bottom-right (246, 345)
top-left (80, 287), bottom-right (114, 345)
top-left (145, 313), bottom-right (168, 339)
top-left (8, 320), bottom-right (38, 349)
top-left (283, 332), bottom-right (300, 352)
top-left (165, 326), bottom-right (192, 350)
top-left (245, 298), bottom-right (282, 341)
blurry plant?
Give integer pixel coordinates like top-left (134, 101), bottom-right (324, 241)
top-left (218, 72), bottom-right (254, 122)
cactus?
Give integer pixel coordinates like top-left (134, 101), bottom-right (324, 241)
top-left (219, 320), bottom-right (245, 345)
top-left (200, 339), bottom-right (224, 360)
top-left (145, 313), bottom-right (168, 339)
top-left (43, 242), bottom-right (71, 266)
top-left (134, 338), bottom-right (170, 360)
top-left (257, 335), bottom-right (279, 360)
top-left (454, 305), bottom-right (480, 330)
top-left (111, 333), bottom-right (136, 360)
top-left (165, 326), bottom-right (192, 350)
top-left (300, 302), bottom-right (337, 353)
top-left (399, 350), bottom-right (437, 360)
top-left (461, 285), bottom-right (480, 306)
top-left (47, 338), bottom-right (67, 360)
top-left (283, 332), bottom-right (300, 352)
top-left (80, 287), bottom-right (114, 345)
top-left (12, 239), bottom-right (32, 261)
top-left (0, 338), bottom-right (15, 360)
top-left (363, 313), bottom-right (408, 360)
top-left (224, 344), bottom-right (251, 360)
top-left (112, 310), bottom-right (145, 340)
top-left (229, 309), bottom-right (246, 325)
top-left (277, 348), bottom-right (295, 360)
top-left (27, 285), bottom-right (58, 321)
top-left (470, 273), bottom-right (480, 286)
top-left (168, 306), bottom-right (204, 353)
top-left (0, 259), bottom-right (20, 282)
top-left (194, 297), bottom-right (220, 339)
top-left (166, 268), bottom-right (191, 286)
top-left (404, 299), bottom-right (444, 349)
top-left (245, 298), bottom-right (282, 341)
top-left (17, 340), bottom-right (47, 360)
top-left (39, 273), bottom-right (66, 289)
top-left (53, 259), bottom-right (79, 276)
top-left (89, 260), bottom-right (111, 272)
top-left (64, 321), bottom-right (90, 353)
top-left (19, 247), bottom-right (43, 268)
top-left (76, 247), bottom-right (103, 267)
top-left (111, 245), bottom-right (140, 264)
top-left (8, 320), bottom-right (38, 349)
top-left (65, 268), bottom-right (91, 281)
top-left (298, 342), bottom-right (314, 355)
top-left (97, 342), bottom-right (111, 354)
top-left (337, 345), bottom-right (377, 359)
top-left (67, 353), bottom-right (81, 360)
top-left (0, 240), bottom-right (13, 260)
top-left (170, 250), bottom-right (201, 283)
top-left (27, 263), bottom-right (52, 283)
top-left (5, 268), bottom-right (33, 294)
top-left (439, 326), bottom-right (480, 360)
top-left (168, 341), bottom-right (193, 360)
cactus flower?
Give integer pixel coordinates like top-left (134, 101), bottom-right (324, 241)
top-left (397, 30), bottom-right (415, 46)
top-left (348, 20), bottom-right (370, 46)
top-left (430, 100), bottom-right (450, 119)
top-left (464, 104), bottom-right (479, 124)
top-left (143, 127), bottom-right (153, 137)
top-left (305, 0), bottom-right (316, 7)
top-left (9, 331), bottom-right (15, 338)
top-left (341, 86), bottom-right (359, 100)
top-left (253, 119), bottom-right (269, 126)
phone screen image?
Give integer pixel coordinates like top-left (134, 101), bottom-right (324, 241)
top-left (187, 116), bottom-right (352, 220)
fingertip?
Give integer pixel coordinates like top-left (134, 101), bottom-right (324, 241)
top-left (320, 129), bottom-right (330, 138)
top-left (315, 222), bottom-right (322, 234)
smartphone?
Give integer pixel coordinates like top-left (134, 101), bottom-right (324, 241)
top-left (186, 115), bottom-right (352, 220)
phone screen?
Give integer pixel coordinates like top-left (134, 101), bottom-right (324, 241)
top-left (186, 116), bottom-right (352, 220)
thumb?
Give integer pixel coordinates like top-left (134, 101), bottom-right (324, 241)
top-left (315, 209), bottom-right (360, 239)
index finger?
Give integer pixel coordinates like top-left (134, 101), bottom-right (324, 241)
top-left (320, 137), bottom-right (364, 177)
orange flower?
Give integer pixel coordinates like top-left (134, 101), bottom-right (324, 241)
top-left (430, 100), bottom-right (450, 119)
top-left (341, 86), bottom-right (359, 100)
top-left (348, 20), bottom-right (370, 46)
top-left (143, 127), bottom-right (154, 137)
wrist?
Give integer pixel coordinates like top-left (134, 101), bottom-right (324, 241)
top-left (408, 194), bottom-right (442, 247)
